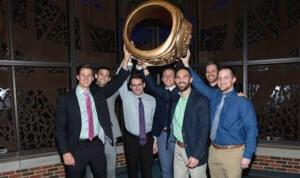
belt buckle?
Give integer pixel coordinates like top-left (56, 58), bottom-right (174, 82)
top-left (212, 143), bottom-right (243, 149)
top-left (80, 137), bottom-right (97, 143)
top-left (176, 140), bottom-right (185, 148)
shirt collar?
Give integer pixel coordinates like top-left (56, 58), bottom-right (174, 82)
top-left (76, 85), bottom-right (90, 96)
top-left (178, 91), bottom-right (190, 100)
top-left (222, 88), bottom-right (237, 97)
top-left (134, 93), bottom-right (145, 99)
top-left (165, 85), bottom-right (176, 91)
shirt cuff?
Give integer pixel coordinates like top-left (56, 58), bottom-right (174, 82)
top-left (153, 136), bottom-right (157, 143)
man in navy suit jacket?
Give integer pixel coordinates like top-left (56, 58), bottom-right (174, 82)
top-left (142, 66), bottom-right (178, 178)
top-left (171, 67), bottom-right (209, 178)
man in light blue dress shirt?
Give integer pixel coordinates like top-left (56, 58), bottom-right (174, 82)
top-left (119, 70), bottom-right (156, 178)
top-left (55, 59), bottom-right (130, 177)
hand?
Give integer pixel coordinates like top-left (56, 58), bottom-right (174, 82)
top-left (63, 152), bottom-right (75, 166)
top-left (140, 61), bottom-right (150, 69)
top-left (123, 44), bottom-right (132, 61)
top-left (122, 45), bottom-right (132, 70)
top-left (237, 92), bottom-right (247, 98)
top-left (186, 156), bottom-right (199, 168)
top-left (181, 49), bottom-right (191, 67)
top-left (140, 62), bottom-right (150, 76)
top-left (241, 158), bottom-right (251, 169)
top-left (130, 40), bottom-right (135, 47)
top-left (136, 63), bottom-right (143, 71)
top-left (152, 142), bottom-right (158, 154)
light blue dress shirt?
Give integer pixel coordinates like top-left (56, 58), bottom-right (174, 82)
top-left (190, 68), bottom-right (258, 159)
top-left (119, 80), bottom-right (156, 136)
top-left (76, 86), bottom-right (105, 142)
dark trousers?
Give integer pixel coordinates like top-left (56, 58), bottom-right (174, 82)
top-left (124, 131), bottom-right (154, 178)
top-left (65, 137), bottom-right (106, 178)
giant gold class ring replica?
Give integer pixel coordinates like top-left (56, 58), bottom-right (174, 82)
top-left (123, 0), bottom-right (192, 66)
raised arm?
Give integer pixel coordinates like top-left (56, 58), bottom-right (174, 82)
top-left (143, 66), bottom-right (172, 102)
top-left (118, 76), bottom-right (130, 99)
top-left (181, 49), bottom-right (215, 99)
top-left (103, 45), bottom-right (131, 98)
top-left (103, 68), bottom-right (129, 98)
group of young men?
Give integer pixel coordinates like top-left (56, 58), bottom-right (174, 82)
top-left (55, 47), bottom-right (258, 178)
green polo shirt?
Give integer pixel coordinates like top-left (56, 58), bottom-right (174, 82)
top-left (172, 96), bottom-right (189, 142)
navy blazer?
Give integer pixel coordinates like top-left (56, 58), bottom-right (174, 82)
top-left (170, 88), bottom-right (210, 166)
top-left (144, 75), bottom-right (179, 137)
top-left (55, 68), bottom-right (130, 155)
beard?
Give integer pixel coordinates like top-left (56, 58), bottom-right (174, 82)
top-left (207, 76), bottom-right (217, 83)
top-left (177, 82), bottom-right (190, 92)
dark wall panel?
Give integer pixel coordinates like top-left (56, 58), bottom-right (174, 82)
top-left (75, 0), bottom-right (117, 67)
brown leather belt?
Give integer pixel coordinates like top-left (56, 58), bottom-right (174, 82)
top-left (176, 140), bottom-right (185, 148)
top-left (212, 143), bottom-right (243, 149)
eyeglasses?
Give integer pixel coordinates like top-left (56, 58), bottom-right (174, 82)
top-left (130, 83), bottom-right (143, 87)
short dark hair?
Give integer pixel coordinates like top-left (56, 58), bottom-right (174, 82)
top-left (129, 73), bottom-right (145, 85)
top-left (175, 66), bottom-right (192, 76)
top-left (205, 61), bottom-right (220, 70)
top-left (218, 66), bottom-right (236, 77)
top-left (76, 64), bottom-right (94, 75)
top-left (161, 67), bottom-right (175, 76)
top-left (95, 66), bottom-right (111, 76)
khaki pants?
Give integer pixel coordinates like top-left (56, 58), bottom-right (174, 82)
top-left (174, 144), bottom-right (207, 178)
top-left (208, 145), bottom-right (244, 178)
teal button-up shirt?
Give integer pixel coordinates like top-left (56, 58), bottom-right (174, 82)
top-left (172, 95), bottom-right (189, 142)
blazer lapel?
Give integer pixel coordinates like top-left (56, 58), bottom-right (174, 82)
top-left (182, 89), bottom-right (195, 126)
top-left (170, 94), bottom-right (180, 122)
top-left (70, 89), bottom-right (82, 128)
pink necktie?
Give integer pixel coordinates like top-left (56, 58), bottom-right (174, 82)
top-left (138, 98), bottom-right (146, 145)
top-left (84, 91), bottom-right (94, 141)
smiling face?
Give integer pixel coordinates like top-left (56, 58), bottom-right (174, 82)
top-left (205, 63), bottom-right (218, 85)
top-left (130, 78), bottom-right (145, 96)
top-left (162, 68), bottom-right (175, 88)
top-left (175, 68), bottom-right (192, 92)
top-left (217, 68), bottom-right (236, 93)
top-left (77, 68), bottom-right (94, 90)
top-left (95, 68), bottom-right (111, 87)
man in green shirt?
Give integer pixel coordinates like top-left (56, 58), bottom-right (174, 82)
top-left (171, 67), bottom-right (210, 178)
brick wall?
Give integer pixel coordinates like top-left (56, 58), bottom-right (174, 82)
top-left (2, 153), bottom-right (300, 177)
top-left (0, 154), bottom-right (128, 178)
top-left (0, 164), bottom-right (65, 178)
top-left (251, 155), bottom-right (300, 174)
top-left (116, 153), bottom-right (126, 168)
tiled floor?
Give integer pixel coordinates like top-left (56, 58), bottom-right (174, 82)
top-left (116, 161), bottom-right (161, 178)
top-left (117, 161), bottom-right (281, 178)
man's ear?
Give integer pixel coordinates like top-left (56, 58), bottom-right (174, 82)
top-left (232, 76), bottom-right (236, 83)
